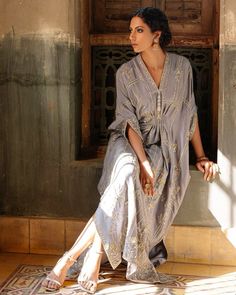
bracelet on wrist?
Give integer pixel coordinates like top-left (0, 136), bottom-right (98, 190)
top-left (196, 156), bottom-right (209, 163)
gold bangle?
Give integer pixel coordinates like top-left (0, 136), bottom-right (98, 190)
top-left (196, 156), bottom-right (209, 163)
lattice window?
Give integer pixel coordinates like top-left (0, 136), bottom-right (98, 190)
top-left (91, 47), bottom-right (135, 144)
top-left (91, 46), bottom-right (213, 161)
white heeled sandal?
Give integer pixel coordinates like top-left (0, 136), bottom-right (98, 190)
top-left (77, 250), bottom-right (104, 294)
top-left (42, 252), bottom-right (77, 292)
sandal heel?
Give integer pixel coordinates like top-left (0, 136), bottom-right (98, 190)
top-left (41, 251), bottom-right (77, 291)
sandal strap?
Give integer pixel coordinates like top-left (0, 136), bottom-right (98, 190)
top-left (78, 281), bottom-right (96, 294)
top-left (63, 251), bottom-right (77, 263)
top-left (45, 277), bottom-right (61, 287)
top-left (68, 256), bottom-right (77, 263)
top-left (95, 251), bottom-right (103, 255)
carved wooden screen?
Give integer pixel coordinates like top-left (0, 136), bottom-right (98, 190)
top-left (92, 0), bottom-right (214, 35)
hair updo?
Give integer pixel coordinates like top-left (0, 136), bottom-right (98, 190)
top-left (131, 7), bottom-right (172, 49)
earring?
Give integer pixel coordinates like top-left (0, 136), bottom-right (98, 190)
top-left (153, 38), bottom-right (161, 51)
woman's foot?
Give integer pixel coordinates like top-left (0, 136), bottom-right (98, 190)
top-left (41, 252), bottom-right (77, 292)
top-left (77, 249), bottom-right (103, 294)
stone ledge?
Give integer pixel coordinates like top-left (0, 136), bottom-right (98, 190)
top-left (0, 216), bottom-right (235, 266)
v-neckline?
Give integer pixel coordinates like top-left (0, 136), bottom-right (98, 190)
top-left (137, 53), bottom-right (169, 91)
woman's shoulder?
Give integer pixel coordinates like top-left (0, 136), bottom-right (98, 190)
top-left (116, 56), bottom-right (139, 82)
top-left (168, 52), bottom-right (191, 70)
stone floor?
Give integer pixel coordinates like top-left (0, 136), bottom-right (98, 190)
top-left (1, 253), bottom-right (236, 294)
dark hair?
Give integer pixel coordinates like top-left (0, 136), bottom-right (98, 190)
top-left (131, 7), bottom-right (172, 49)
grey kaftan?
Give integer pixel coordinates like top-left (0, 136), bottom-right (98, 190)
top-left (95, 53), bottom-right (197, 283)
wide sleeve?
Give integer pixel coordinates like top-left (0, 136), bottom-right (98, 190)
top-left (108, 68), bottom-right (143, 140)
top-left (186, 63), bottom-right (198, 140)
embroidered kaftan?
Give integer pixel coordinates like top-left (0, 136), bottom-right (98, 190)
top-left (94, 52), bottom-right (197, 283)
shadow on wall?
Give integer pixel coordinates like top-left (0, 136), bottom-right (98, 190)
top-left (208, 45), bottom-right (236, 247)
top-left (209, 150), bottom-right (236, 247)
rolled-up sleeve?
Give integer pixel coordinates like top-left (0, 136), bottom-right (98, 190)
top-left (186, 64), bottom-right (198, 140)
top-left (108, 68), bottom-right (143, 140)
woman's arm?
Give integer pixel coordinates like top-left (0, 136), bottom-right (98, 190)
top-left (190, 120), bottom-right (206, 160)
top-left (127, 124), bottom-right (154, 196)
top-left (191, 120), bottom-right (217, 181)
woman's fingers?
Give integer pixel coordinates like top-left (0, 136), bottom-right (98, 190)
top-left (143, 178), bottom-right (154, 196)
top-left (206, 164), bottom-right (213, 181)
top-left (139, 160), bottom-right (155, 196)
top-left (141, 176), bottom-right (150, 195)
top-left (212, 163), bottom-right (217, 179)
top-left (202, 161), bottom-right (219, 182)
top-left (141, 177), bottom-right (147, 193)
top-left (208, 163), bottom-right (219, 182)
top-left (146, 181), bottom-right (153, 196)
top-left (204, 161), bottom-right (213, 181)
top-left (196, 162), bottom-right (205, 173)
top-left (149, 177), bottom-right (155, 196)
top-left (203, 162), bottom-right (208, 180)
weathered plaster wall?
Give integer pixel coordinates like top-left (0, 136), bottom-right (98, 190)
top-left (0, 0), bottom-right (79, 36)
top-left (206, 0), bottom-right (236, 232)
top-left (0, 0), bottom-right (94, 218)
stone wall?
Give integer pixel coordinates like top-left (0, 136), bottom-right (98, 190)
top-left (0, 0), bottom-right (100, 218)
top-left (0, 0), bottom-right (235, 233)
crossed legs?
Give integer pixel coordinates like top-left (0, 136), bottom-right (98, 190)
top-left (41, 216), bottom-right (104, 293)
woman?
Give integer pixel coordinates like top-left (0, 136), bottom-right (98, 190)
top-left (42, 7), bottom-right (218, 294)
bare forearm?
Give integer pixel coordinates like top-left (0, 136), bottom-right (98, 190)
top-left (127, 124), bottom-right (155, 195)
top-left (190, 120), bottom-right (206, 159)
top-left (127, 124), bottom-right (147, 164)
top-left (191, 120), bottom-right (219, 181)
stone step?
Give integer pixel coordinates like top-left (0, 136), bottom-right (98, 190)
top-left (0, 216), bottom-right (235, 266)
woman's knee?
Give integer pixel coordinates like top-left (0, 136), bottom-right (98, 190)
top-left (116, 153), bottom-right (138, 178)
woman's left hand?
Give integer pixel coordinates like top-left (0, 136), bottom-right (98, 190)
top-left (195, 158), bottom-right (219, 182)
top-left (139, 160), bottom-right (155, 196)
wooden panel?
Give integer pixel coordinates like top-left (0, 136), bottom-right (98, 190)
top-left (91, 33), bottom-right (214, 47)
top-left (92, 0), bottom-right (215, 36)
top-left (92, 0), bottom-right (106, 34)
top-left (211, 0), bottom-right (220, 161)
top-left (81, 0), bottom-right (92, 148)
top-left (201, 0), bottom-right (214, 35)
top-left (0, 85), bottom-right (6, 199)
top-left (167, 0), bottom-right (214, 36)
top-left (92, 0), bottom-right (156, 33)
top-left (165, 0), bottom-right (202, 23)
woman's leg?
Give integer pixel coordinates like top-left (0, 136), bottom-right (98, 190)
top-left (42, 215), bottom-right (100, 291)
top-left (77, 230), bottom-right (103, 294)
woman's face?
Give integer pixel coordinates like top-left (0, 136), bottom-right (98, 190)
top-left (129, 16), bottom-right (157, 53)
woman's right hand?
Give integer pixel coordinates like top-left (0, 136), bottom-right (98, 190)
top-left (195, 157), bottom-right (220, 182)
top-left (139, 160), bottom-right (155, 196)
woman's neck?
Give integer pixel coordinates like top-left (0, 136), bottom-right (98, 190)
top-left (140, 49), bottom-right (166, 70)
